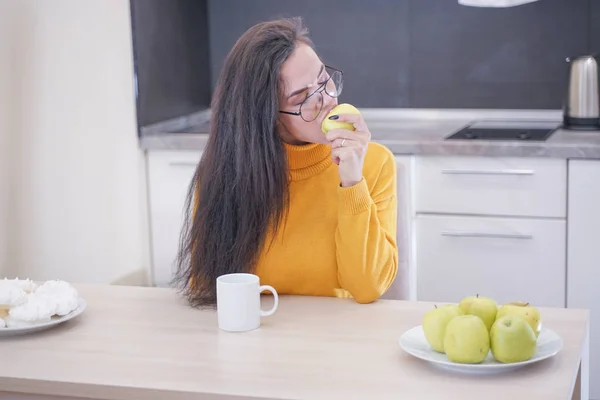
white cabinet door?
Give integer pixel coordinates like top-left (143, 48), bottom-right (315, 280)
top-left (415, 156), bottom-right (567, 218)
top-left (416, 214), bottom-right (566, 308)
top-left (146, 150), bottom-right (202, 287)
top-left (381, 155), bottom-right (415, 301)
top-left (567, 159), bottom-right (600, 400)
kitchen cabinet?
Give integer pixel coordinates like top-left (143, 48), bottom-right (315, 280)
top-left (414, 156), bottom-right (568, 308)
top-left (381, 156), bottom-right (415, 301)
top-left (567, 159), bottom-right (599, 399)
top-left (415, 214), bottom-right (566, 307)
top-left (415, 156), bottom-right (567, 218)
top-left (146, 150), bottom-right (202, 287)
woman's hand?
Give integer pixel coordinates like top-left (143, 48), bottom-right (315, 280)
top-left (325, 113), bottom-right (371, 187)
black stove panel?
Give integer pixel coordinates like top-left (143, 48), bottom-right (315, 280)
top-left (446, 121), bottom-right (559, 142)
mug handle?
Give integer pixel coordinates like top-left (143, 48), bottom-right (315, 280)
top-left (259, 285), bottom-right (278, 317)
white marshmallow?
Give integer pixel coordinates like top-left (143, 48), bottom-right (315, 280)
top-left (0, 280), bottom-right (27, 308)
top-left (9, 293), bottom-right (57, 322)
top-left (36, 280), bottom-right (79, 316)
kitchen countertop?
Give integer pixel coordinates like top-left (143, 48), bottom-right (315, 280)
top-left (139, 109), bottom-right (600, 159)
top-left (0, 284), bottom-right (590, 400)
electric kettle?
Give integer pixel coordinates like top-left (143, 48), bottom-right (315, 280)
top-left (563, 54), bottom-right (600, 130)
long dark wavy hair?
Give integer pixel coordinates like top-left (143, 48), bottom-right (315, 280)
top-left (172, 17), bottom-right (314, 307)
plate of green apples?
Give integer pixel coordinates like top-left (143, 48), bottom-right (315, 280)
top-left (399, 295), bottom-right (563, 373)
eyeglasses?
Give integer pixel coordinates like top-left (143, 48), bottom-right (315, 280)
top-left (279, 65), bottom-right (344, 122)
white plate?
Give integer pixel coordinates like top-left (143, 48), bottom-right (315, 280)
top-left (399, 325), bottom-right (563, 373)
top-left (0, 297), bottom-right (87, 337)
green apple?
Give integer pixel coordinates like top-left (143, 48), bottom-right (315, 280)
top-left (321, 103), bottom-right (361, 134)
top-left (422, 304), bottom-right (464, 353)
top-left (443, 315), bottom-right (490, 364)
top-left (458, 294), bottom-right (498, 332)
top-left (490, 315), bottom-right (537, 363)
top-left (496, 301), bottom-right (542, 338)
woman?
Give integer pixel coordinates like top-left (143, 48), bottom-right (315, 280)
top-left (174, 17), bottom-right (398, 307)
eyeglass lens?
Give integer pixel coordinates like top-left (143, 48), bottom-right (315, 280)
top-left (299, 70), bottom-right (343, 122)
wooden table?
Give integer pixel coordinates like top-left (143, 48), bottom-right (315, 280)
top-left (0, 284), bottom-right (590, 400)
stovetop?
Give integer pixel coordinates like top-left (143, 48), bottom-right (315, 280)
top-left (446, 120), bottom-right (560, 142)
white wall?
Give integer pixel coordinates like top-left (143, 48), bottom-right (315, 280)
top-left (4, 0), bottom-right (150, 284)
top-left (0, 1), bottom-right (16, 278)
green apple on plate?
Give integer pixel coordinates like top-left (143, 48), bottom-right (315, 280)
top-left (443, 315), bottom-right (490, 364)
top-left (422, 304), bottom-right (464, 353)
top-left (496, 301), bottom-right (542, 338)
top-left (458, 294), bottom-right (498, 332)
top-left (490, 315), bottom-right (537, 363)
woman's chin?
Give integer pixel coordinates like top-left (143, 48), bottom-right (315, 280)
top-left (282, 128), bottom-right (329, 146)
top-left (306, 132), bottom-right (329, 145)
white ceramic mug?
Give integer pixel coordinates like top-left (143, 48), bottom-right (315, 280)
top-left (216, 273), bottom-right (278, 332)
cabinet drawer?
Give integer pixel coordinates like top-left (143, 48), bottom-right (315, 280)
top-left (415, 214), bottom-right (566, 307)
top-left (415, 156), bottom-right (566, 218)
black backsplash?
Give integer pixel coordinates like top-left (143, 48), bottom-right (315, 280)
top-left (130, 0), bottom-right (599, 129)
top-left (130, 0), bottom-right (211, 128)
top-left (408, 0), bottom-right (589, 109)
top-left (208, 0), bottom-right (412, 108)
top-left (591, 0), bottom-right (600, 56)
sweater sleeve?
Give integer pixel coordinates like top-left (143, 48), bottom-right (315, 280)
top-left (335, 153), bottom-right (398, 304)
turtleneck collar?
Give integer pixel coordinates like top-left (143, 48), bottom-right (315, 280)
top-left (284, 142), bottom-right (333, 181)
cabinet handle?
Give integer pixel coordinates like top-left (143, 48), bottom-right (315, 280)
top-left (441, 169), bottom-right (535, 176)
top-left (169, 162), bottom-right (197, 167)
top-left (441, 231), bottom-right (533, 240)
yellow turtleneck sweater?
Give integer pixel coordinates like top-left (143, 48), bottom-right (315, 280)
top-left (255, 141), bottom-right (398, 304)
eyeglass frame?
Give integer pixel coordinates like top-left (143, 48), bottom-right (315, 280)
top-left (279, 64), bottom-right (344, 122)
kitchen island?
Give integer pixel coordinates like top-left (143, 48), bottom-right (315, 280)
top-left (0, 284), bottom-right (590, 400)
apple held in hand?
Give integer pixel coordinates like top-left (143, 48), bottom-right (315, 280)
top-left (458, 294), bottom-right (498, 332)
top-left (490, 315), bottom-right (537, 363)
top-left (443, 315), bottom-right (490, 364)
top-left (422, 304), bottom-right (464, 353)
top-left (321, 103), bottom-right (361, 134)
top-left (496, 301), bottom-right (542, 338)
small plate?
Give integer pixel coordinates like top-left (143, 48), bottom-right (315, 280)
top-left (0, 297), bottom-right (87, 337)
top-left (399, 325), bottom-right (563, 373)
